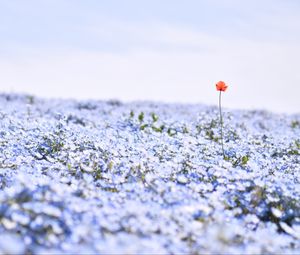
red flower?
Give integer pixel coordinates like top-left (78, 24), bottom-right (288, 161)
top-left (216, 81), bottom-right (228, 92)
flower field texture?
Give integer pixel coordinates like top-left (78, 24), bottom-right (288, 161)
top-left (0, 93), bottom-right (299, 254)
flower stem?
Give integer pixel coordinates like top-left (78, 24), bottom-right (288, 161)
top-left (219, 91), bottom-right (225, 158)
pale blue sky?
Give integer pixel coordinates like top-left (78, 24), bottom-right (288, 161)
top-left (1, 0), bottom-right (300, 113)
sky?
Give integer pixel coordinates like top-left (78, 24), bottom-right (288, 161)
top-left (0, 0), bottom-right (300, 113)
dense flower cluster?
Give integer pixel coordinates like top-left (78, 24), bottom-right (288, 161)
top-left (0, 94), bottom-right (299, 254)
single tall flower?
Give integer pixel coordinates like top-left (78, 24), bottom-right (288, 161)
top-left (216, 81), bottom-right (228, 158)
top-left (216, 81), bottom-right (228, 92)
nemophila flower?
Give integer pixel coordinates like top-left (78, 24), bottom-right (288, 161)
top-left (216, 81), bottom-right (228, 159)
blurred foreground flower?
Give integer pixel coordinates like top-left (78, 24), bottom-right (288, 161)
top-left (216, 81), bottom-right (228, 158)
